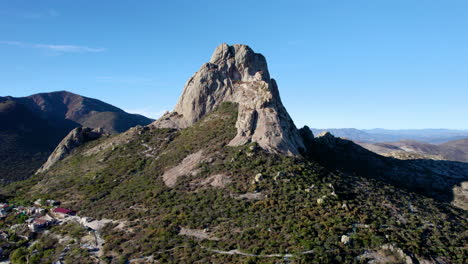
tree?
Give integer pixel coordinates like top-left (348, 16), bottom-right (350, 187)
top-left (10, 247), bottom-right (28, 264)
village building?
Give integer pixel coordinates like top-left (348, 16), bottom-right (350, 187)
top-left (46, 200), bottom-right (60, 206)
top-left (28, 215), bottom-right (56, 232)
top-left (0, 231), bottom-right (8, 239)
top-left (33, 199), bottom-right (43, 206)
top-left (0, 209), bottom-right (7, 218)
top-left (16, 206), bottom-right (46, 216)
top-left (52, 208), bottom-right (75, 218)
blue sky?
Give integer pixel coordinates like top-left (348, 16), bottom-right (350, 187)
top-left (1, 0), bottom-right (467, 129)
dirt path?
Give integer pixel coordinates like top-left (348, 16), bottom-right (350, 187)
top-left (202, 246), bottom-right (298, 259)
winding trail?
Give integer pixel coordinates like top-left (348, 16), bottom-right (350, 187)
top-left (201, 246), bottom-right (317, 259)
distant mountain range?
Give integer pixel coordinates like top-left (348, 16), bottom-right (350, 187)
top-left (357, 138), bottom-right (468, 163)
top-left (0, 91), bottom-right (153, 183)
top-left (311, 128), bottom-right (468, 144)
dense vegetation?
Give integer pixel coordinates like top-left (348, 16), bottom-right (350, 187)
top-left (0, 100), bottom-right (68, 184)
top-left (2, 102), bottom-right (467, 263)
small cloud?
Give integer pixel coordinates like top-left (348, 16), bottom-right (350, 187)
top-left (0, 40), bottom-right (105, 54)
top-left (0, 41), bottom-right (24, 46)
top-left (34, 44), bottom-right (105, 53)
top-left (16, 9), bottom-right (60, 19)
top-left (125, 107), bottom-right (168, 119)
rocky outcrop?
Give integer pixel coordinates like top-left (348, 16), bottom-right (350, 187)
top-left (36, 127), bottom-right (105, 173)
top-left (298, 126), bottom-right (314, 146)
top-left (162, 150), bottom-right (205, 187)
top-left (153, 43), bottom-right (305, 156)
top-left (452, 181), bottom-right (468, 210)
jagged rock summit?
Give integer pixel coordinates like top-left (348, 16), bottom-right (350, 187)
top-left (153, 43), bottom-right (306, 156)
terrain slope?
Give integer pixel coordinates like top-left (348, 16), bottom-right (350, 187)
top-left (1, 44), bottom-right (466, 264)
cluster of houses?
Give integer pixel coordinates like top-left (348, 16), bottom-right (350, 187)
top-left (0, 199), bottom-right (103, 262)
top-left (0, 199), bottom-right (76, 233)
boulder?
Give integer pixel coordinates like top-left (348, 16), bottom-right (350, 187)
top-left (341, 235), bottom-right (350, 245)
top-left (254, 173), bottom-right (263, 183)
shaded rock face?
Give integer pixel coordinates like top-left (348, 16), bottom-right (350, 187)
top-left (36, 127), bottom-right (105, 173)
top-left (153, 43), bottom-right (305, 156)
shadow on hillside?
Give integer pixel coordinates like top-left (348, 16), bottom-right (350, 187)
top-left (305, 135), bottom-right (468, 208)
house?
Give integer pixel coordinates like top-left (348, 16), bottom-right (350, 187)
top-left (33, 199), bottom-right (43, 206)
top-left (0, 231), bottom-right (8, 239)
top-left (46, 200), bottom-right (60, 206)
top-left (20, 207), bottom-right (45, 216)
top-left (13, 206), bottom-right (26, 214)
top-left (79, 217), bottom-right (95, 225)
top-left (52, 208), bottom-right (75, 218)
top-left (25, 207), bottom-right (36, 215)
top-left (28, 215), bottom-right (56, 232)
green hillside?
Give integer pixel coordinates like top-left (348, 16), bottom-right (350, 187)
top-left (2, 103), bottom-right (466, 263)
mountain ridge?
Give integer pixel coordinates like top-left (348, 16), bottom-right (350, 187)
top-left (0, 91), bottom-right (154, 183)
top-left (357, 138), bottom-right (468, 163)
top-left (311, 128), bottom-right (468, 144)
top-left (1, 90), bottom-right (153, 134)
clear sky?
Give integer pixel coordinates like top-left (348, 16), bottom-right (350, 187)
top-left (1, 0), bottom-right (467, 129)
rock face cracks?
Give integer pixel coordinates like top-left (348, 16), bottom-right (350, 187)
top-left (153, 43), bottom-right (305, 156)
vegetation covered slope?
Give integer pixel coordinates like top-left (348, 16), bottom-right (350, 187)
top-left (0, 91), bottom-right (153, 183)
top-left (0, 101), bottom-right (66, 183)
top-left (2, 103), bottom-right (467, 264)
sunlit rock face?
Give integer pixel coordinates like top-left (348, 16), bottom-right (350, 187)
top-left (153, 43), bottom-right (305, 156)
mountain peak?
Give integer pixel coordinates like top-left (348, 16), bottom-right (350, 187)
top-left (209, 43), bottom-right (270, 81)
top-left (153, 43), bottom-right (305, 156)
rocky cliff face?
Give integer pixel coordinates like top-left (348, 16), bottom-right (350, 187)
top-left (36, 127), bottom-right (106, 174)
top-left (153, 43), bottom-right (305, 156)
